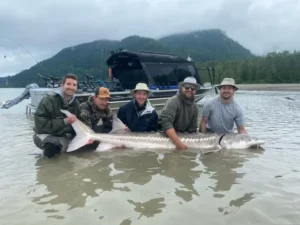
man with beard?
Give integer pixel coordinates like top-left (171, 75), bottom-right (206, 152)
top-left (158, 77), bottom-right (200, 150)
top-left (33, 73), bottom-right (82, 158)
top-left (200, 77), bottom-right (247, 134)
top-left (80, 87), bottom-right (113, 133)
top-left (117, 83), bottom-right (158, 132)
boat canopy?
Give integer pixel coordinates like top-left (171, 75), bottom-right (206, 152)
top-left (106, 50), bottom-right (203, 90)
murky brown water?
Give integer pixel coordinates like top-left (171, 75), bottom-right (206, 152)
top-left (1, 88), bottom-right (300, 225)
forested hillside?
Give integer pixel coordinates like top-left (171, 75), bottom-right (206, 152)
top-left (4, 29), bottom-right (255, 87)
top-left (197, 51), bottom-right (300, 84)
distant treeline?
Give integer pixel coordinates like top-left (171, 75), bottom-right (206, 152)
top-left (197, 51), bottom-right (300, 84)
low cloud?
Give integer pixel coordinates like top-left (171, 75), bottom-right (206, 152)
top-left (0, 0), bottom-right (299, 76)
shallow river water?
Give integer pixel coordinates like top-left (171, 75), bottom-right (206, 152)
top-left (0, 88), bottom-right (300, 225)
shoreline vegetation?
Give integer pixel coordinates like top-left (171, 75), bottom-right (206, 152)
top-left (1, 83), bottom-right (300, 92)
top-left (237, 83), bottom-right (300, 92)
top-left (198, 51), bottom-right (300, 86)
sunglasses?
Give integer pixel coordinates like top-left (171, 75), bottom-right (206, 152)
top-left (183, 85), bottom-right (196, 91)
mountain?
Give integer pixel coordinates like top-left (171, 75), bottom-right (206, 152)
top-left (159, 29), bottom-right (254, 61)
top-left (0, 77), bottom-right (8, 87)
top-left (6, 29), bottom-right (255, 87)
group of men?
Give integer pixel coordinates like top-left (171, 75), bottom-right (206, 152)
top-left (33, 73), bottom-right (247, 158)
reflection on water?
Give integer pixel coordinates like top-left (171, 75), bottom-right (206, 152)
top-left (202, 150), bottom-right (263, 215)
top-left (127, 197), bottom-right (166, 219)
top-left (1, 89), bottom-right (300, 224)
top-left (159, 152), bottom-right (201, 202)
top-left (33, 154), bottom-right (117, 209)
top-left (202, 151), bottom-right (260, 192)
top-left (33, 151), bottom-right (202, 210)
top-left (31, 148), bottom-right (262, 221)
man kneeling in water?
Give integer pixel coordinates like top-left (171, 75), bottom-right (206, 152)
top-left (80, 87), bottom-right (113, 133)
top-left (32, 73), bottom-right (81, 158)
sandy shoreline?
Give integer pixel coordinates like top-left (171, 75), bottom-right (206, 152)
top-left (236, 83), bottom-right (300, 92)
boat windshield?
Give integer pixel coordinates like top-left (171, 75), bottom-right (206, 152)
top-left (143, 63), bottom-right (199, 87)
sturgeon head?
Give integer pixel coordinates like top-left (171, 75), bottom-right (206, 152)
top-left (219, 133), bottom-right (265, 149)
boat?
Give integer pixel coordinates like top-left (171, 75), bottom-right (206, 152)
top-left (1, 49), bottom-right (217, 115)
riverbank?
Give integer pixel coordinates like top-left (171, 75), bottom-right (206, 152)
top-left (236, 83), bottom-right (300, 92)
top-left (2, 83), bottom-right (300, 92)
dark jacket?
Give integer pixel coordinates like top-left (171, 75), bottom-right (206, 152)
top-left (80, 96), bottom-right (113, 133)
top-left (117, 100), bottom-right (158, 132)
top-left (33, 90), bottom-right (81, 137)
top-left (158, 91), bottom-right (198, 133)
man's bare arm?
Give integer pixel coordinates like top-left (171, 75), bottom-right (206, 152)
top-left (200, 115), bottom-right (208, 133)
top-left (165, 128), bottom-right (187, 150)
top-left (237, 125), bottom-right (247, 134)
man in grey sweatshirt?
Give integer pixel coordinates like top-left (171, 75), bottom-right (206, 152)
top-left (158, 77), bottom-right (200, 150)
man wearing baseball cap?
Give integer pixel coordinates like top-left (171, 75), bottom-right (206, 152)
top-left (158, 76), bottom-right (200, 150)
top-left (200, 77), bottom-right (247, 134)
top-left (80, 87), bottom-right (113, 133)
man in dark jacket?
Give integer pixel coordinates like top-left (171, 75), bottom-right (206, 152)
top-left (80, 87), bottom-right (113, 133)
top-left (33, 73), bottom-right (82, 158)
top-left (117, 83), bottom-right (158, 132)
top-left (158, 77), bottom-right (200, 150)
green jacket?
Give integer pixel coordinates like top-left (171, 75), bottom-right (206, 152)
top-left (158, 91), bottom-right (198, 133)
top-left (33, 91), bottom-right (81, 136)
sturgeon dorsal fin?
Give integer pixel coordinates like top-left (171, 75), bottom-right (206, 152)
top-left (109, 114), bottom-right (130, 134)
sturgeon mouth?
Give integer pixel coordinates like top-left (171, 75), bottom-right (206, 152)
top-left (247, 140), bottom-right (265, 148)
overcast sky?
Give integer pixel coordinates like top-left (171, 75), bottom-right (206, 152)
top-left (0, 0), bottom-right (299, 77)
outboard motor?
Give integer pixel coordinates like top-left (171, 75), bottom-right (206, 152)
top-left (1, 83), bottom-right (40, 109)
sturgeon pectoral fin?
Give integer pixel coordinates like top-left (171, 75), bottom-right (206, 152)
top-left (110, 116), bottom-right (129, 134)
top-left (95, 143), bottom-right (117, 152)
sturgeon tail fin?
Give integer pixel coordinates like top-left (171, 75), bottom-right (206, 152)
top-left (60, 109), bottom-right (95, 152)
top-left (66, 135), bottom-right (91, 152)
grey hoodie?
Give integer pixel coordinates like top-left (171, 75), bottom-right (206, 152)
top-left (158, 91), bottom-right (199, 133)
top-left (55, 89), bottom-right (76, 125)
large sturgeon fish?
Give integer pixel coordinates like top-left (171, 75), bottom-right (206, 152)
top-left (61, 110), bottom-right (265, 154)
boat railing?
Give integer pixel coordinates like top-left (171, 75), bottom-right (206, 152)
top-left (38, 73), bottom-right (61, 88)
top-left (149, 85), bottom-right (178, 90)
